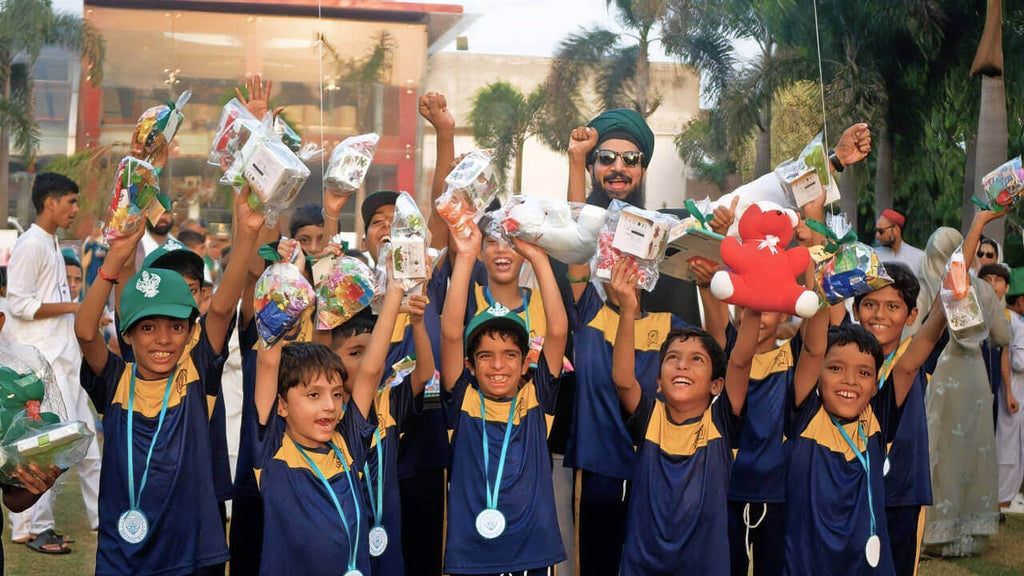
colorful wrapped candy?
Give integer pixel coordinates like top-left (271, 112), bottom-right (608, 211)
top-left (0, 344), bottom-right (93, 487)
top-left (315, 256), bottom-right (378, 330)
top-left (495, 195), bottom-right (607, 264)
top-left (254, 263), bottom-right (316, 348)
top-left (593, 200), bottom-right (678, 292)
top-left (775, 134), bottom-right (840, 207)
top-left (976, 157), bottom-right (1024, 212)
top-left (104, 156), bottom-right (171, 243)
top-left (131, 91), bottom-right (190, 169)
top-left (805, 213), bottom-right (892, 305)
top-left (391, 192), bottom-right (430, 291)
top-left (325, 133), bottom-right (379, 197)
top-left (435, 150), bottom-right (500, 238)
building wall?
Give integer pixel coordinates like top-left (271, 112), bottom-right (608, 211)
top-left (419, 52), bottom-right (701, 210)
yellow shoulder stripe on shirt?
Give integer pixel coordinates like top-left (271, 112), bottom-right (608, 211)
top-left (273, 431), bottom-right (358, 477)
top-left (878, 338), bottom-right (913, 384)
top-left (750, 341), bottom-right (794, 381)
top-left (473, 285), bottom-right (549, 341)
top-left (372, 388), bottom-right (397, 445)
top-left (461, 380), bottom-right (542, 428)
top-left (645, 399), bottom-right (721, 457)
top-left (111, 357), bottom-right (199, 418)
top-left (390, 313), bottom-right (411, 344)
top-left (800, 404), bottom-right (882, 462)
top-left (588, 307), bottom-right (673, 352)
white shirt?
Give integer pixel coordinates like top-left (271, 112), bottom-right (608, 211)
top-left (136, 230), bottom-right (176, 270)
top-left (5, 224), bottom-right (79, 371)
top-left (875, 242), bottom-right (926, 277)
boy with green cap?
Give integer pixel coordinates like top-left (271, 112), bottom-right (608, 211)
top-left (997, 267), bottom-right (1024, 513)
top-left (75, 190), bottom-right (264, 575)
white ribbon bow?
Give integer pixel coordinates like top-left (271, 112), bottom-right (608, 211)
top-left (757, 235), bottom-right (781, 255)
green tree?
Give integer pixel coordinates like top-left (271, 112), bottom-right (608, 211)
top-left (469, 81), bottom-right (546, 197)
top-left (318, 31), bottom-right (397, 133)
top-left (0, 0), bottom-right (104, 227)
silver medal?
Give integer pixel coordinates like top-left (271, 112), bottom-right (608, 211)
top-left (344, 571), bottom-right (363, 576)
top-left (118, 509), bottom-right (149, 544)
top-left (475, 508), bottom-right (506, 539)
top-left (883, 457), bottom-right (891, 477)
top-left (368, 525), bottom-right (388, 557)
top-left (865, 534), bottom-right (881, 568)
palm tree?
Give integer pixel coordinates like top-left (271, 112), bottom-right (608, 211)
top-left (0, 0), bottom-right (104, 227)
top-left (469, 81), bottom-right (546, 198)
top-left (318, 30), bottom-right (397, 134)
top-left (969, 0), bottom-right (1007, 243)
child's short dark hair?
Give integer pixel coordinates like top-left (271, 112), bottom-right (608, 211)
top-left (467, 326), bottom-right (529, 360)
top-left (330, 308), bottom-right (376, 349)
top-left (31, 173), bottom-right (78, 213)
top-left (278, 342), bottom-right (347, 397)
top-left (854, 261), bottom-right (919, 312)
top-left (979, 263), bottom-right (1010, 283)
top-left (289, 204), bottom-right (325, 238)
top-left (827, 324), bottom-right (884, 371)
top-left (177, 229), bottom-right (206, 249)
top-left (152, 255), bottom-right (205, 289)
top-left (659, 327), bottom-right (727, 381)
top-left (1009, 294), bottom-right (1024, 307)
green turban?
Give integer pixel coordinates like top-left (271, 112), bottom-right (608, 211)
top-left (586, 108), bottom-right (655, 167)
top-left (1009, 267), bottom-right (1024, 298)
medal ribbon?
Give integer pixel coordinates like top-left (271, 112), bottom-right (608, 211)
top-left (480, 390), bottom-right (518, 512)
top-left (363, 428), bottom-right (384, 527)
top-left (126, 364), bottom-right (176, 514)
top-left (295, 441), bottom-right (361, 572)
top-left (830, 415), bottom-right (877, 538)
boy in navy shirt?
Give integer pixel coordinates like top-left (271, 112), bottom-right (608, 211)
top-left (439, 221), bottom-right (568, 575)
top-left (606, 258), bottom-right (760, 574)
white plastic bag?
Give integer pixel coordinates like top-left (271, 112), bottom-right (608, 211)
top-left (495, 195), bottom-right (606, 264)
top-left (593, 200), bottom-right (678, 292)
top-left (325, 133), bottom-right (379, 197)
top-left (435, 150), bottom-right (500, 237)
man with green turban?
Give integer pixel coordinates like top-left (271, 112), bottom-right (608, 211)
top-left (569, 108), bottom-right (655, 209)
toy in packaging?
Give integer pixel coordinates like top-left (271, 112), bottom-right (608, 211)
top-left (0, 345), bottom-right (93, 487)
top-left (940, 245), bottom-right (987, 343)
top-left (495, 195), bottom-right (607, 264)
top-left (593, 200), bottom-right (678, 291)
top-left (775, 134), bottom-right (840, 207)
top-left (976, 157), bottom-right (1024, 212)
top-left (435, 150), bottom-right (500, 238)
top-left (104, 156), bottom-right (172, 243)
top-left (131, 91), bottom-right (191, 169)
top-left (391, 192), bottom-right (430, 285)
top-left (241, 134), bottom-right (311, 225)
top-left (659, 198), bottom-right (725, 281)
top-left (805, 213), bottom-right (892, 305)
top-left (208, 98), bottom-right (261, 172)
top-left (315, 256), bottom-right (378, 330)
top-left (325, 133), bottom-right (379, 197)
top-left (254, 263), bottom-right (315, 348)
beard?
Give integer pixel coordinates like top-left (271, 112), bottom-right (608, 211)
top-left (586, 172), bottom-right (645, 209)
top-left (147, 217), bottom-right (173, 236)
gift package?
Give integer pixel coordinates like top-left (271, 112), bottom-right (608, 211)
top-left (593, 200), bottom-right (678, 291)
top-left (495, 195), bottom-right (607, 264)
top-left (103, 156), bottom-right (171, 243)
top-left (806, 213), bottom-right (892, 306)
top-left (940, 246), bottom-right (987, 343)
top-left (390, 192), bottom-right (430, 288)
top-left (0, 347), bottom-right (93, 487)
top-left (131, 90), bottom-right (191, 168)
top-left (977, 157), bottom-right (1024, 212)
top-left (324, 133), bottom-right (379, 197)
top-left (435, 150), bottom-right (500, 237)
top-left (659, 198), bottom-right (725, 281)
top-left (254, 263), bottom-right (316, 348)
top-left (315, 256), bottom-right (378, 330)
top-left (775, 134), bottom-right (840, 207)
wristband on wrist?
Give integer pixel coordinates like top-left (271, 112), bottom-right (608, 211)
top-left (97, 268), bottom-right (119, 284)
top-left (828, 150), bottom-right (845, 172)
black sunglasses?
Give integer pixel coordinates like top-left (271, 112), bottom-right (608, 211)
top-left (978, 250), bottom-right (997, 259)
top-left (595, 149), bottom-right (643, 167)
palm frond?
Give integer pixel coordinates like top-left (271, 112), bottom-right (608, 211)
top-left (0, 91), bottom-right (40, 159)
top-left (48, 13), bottom-right (106, 85)
top-left (595, 45), bottom-right (639, 111)
top-left (667, 28), bottom-right (735, 102)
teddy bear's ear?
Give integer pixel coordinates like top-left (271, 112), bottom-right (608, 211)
top-left (784, 210), bottom-right (799, 228)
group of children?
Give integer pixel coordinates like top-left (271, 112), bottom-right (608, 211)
top-left (9, 83), bottom-right (992, 576)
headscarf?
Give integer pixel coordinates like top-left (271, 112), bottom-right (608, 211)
top-left (920, 226), bottom-right (963, 308)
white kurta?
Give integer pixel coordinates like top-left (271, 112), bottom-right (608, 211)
top-left (997, 310), bottom-right (1024, 503)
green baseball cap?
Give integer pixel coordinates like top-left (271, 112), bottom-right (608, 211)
top-left (464, 302), bottom-right (528, 349)
top-left (120, 268), bottom-right (199, 334)
top-left (141, 237), bottom-right (205, 275)
top-left (1008, 267), bottom-right (1024, 298)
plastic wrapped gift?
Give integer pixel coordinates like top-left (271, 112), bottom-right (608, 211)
top-left (495, 195), bottom-right (607, 264)
top-left (805, 213), bottom-right (892, 305)
top-left (131, 91), bottom-right (191, 168)
top-left (254, 263), bottom-right (316, 348)
top-left (208, 98), bottom-right (261, 172)
top-left (593, 200), bottom-right (678, 292)
top-left (435, 150), bottom-right (500, 238)
top-left (660, 198), bottom-right (725, 281)
top-left (103, 156), bottom-right (171, 243)
top-left (240, 134), bottom-right (311, 226)
top-left (942, 284), bottom-right (986, 343)
top-left (325, 133), bottom-right (379, 197)
top-left (975, 156), bottom-right (1024, 212)
top-left (775, 134), bottom-right (840, 207)
top-left (390, 192), bottom-right (430, 290)
top-left (315, 256), bottom-right (378, 330)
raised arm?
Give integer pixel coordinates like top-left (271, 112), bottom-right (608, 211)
top-left (892, 296), bottom-right (946, 406)
top-left (726, 307), bottom-right (761, 415)
top-left (963, 209), bottom-right (1005, 271)
top-left (240, 225), bottom-right (279, 328)
top-left (407, 293), bottom-right (436, 397)
top-left (440, 222), bottom-right (482, 392)
top-left (207, 188), bottom-right (266, 355)
top-left (606, 259), bottom-right (643, 415)
top-left (255, 341), bottom-right (282, 426)
top-left (692, 261), bottom-right (728, 348)
top-left (351, 273), bottom-right (403, 419)
top-left (420, 92), bottom-right (456, 253)
top-left (566, 126), bottom-right (600, 302)
top-left (793, 305), bottom-right (830, 408)
top-left (75, 225), bottom-right (146, 375)
top-left (512, 238), bottom-right (568, 373)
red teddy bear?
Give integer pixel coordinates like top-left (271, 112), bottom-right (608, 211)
top-left (710, 202), bottom-right (820, 318)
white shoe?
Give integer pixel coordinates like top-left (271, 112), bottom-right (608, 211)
top-left (1002, 499), bottom-right (1024, 515)
top-left (1012, 493), bottom-right (1024, 507)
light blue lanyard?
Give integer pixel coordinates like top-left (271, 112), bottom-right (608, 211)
top-left (362, 428), bottom-right (384, 527)
top-left (877, 349), bottom-right (897, 390)
top-left (830, 415), bottom-right (876, 537)
top-left (126, 365), bottom-right (176, 513)
top-left (483, 286), bottom-right (531, 334)
top-left (295, 441), bottom-right (361, 572)
top-left (479, 390), bottom-right (517, 510)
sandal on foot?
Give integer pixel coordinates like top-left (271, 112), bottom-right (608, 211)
top-left (26, 529), bottom-right (70, 554)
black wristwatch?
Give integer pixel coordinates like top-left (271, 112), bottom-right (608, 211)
top-left (828, 149), bottom-right (844, 173)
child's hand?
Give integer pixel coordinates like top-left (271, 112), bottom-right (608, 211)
top-left (407, 294), bottom-right (429, 324)
top-left (235, 185), bottom-right (267, 235)
top-left (418, 92), bottom-right (455, 132)
top-left (1009, 394), bottom-right (1020, 414)
top-left (977, 208), bottom-right (1007, 225)
top-left (710, 196), bottom-right (739, 236)
top-left (607, 258), bottom-right (640, 312)
top-left (689, 259), bottom-right (720, 288)
top-left (512, 237), bottom-right (547, 265)
top-left (449, 220), bottom-right (482, 259)
top-left (833, 123), bottom-right (871, 167)
top-left (103, 221), bottom-right (147, 273)
top-left (236, 74), bottom-right (285, 120)
top-left (323, 191), bottom-right (348, 221)
top-left (277, 238), bottom-right (304, 264)
top-left (12, 463), bottom-right (61, 495)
